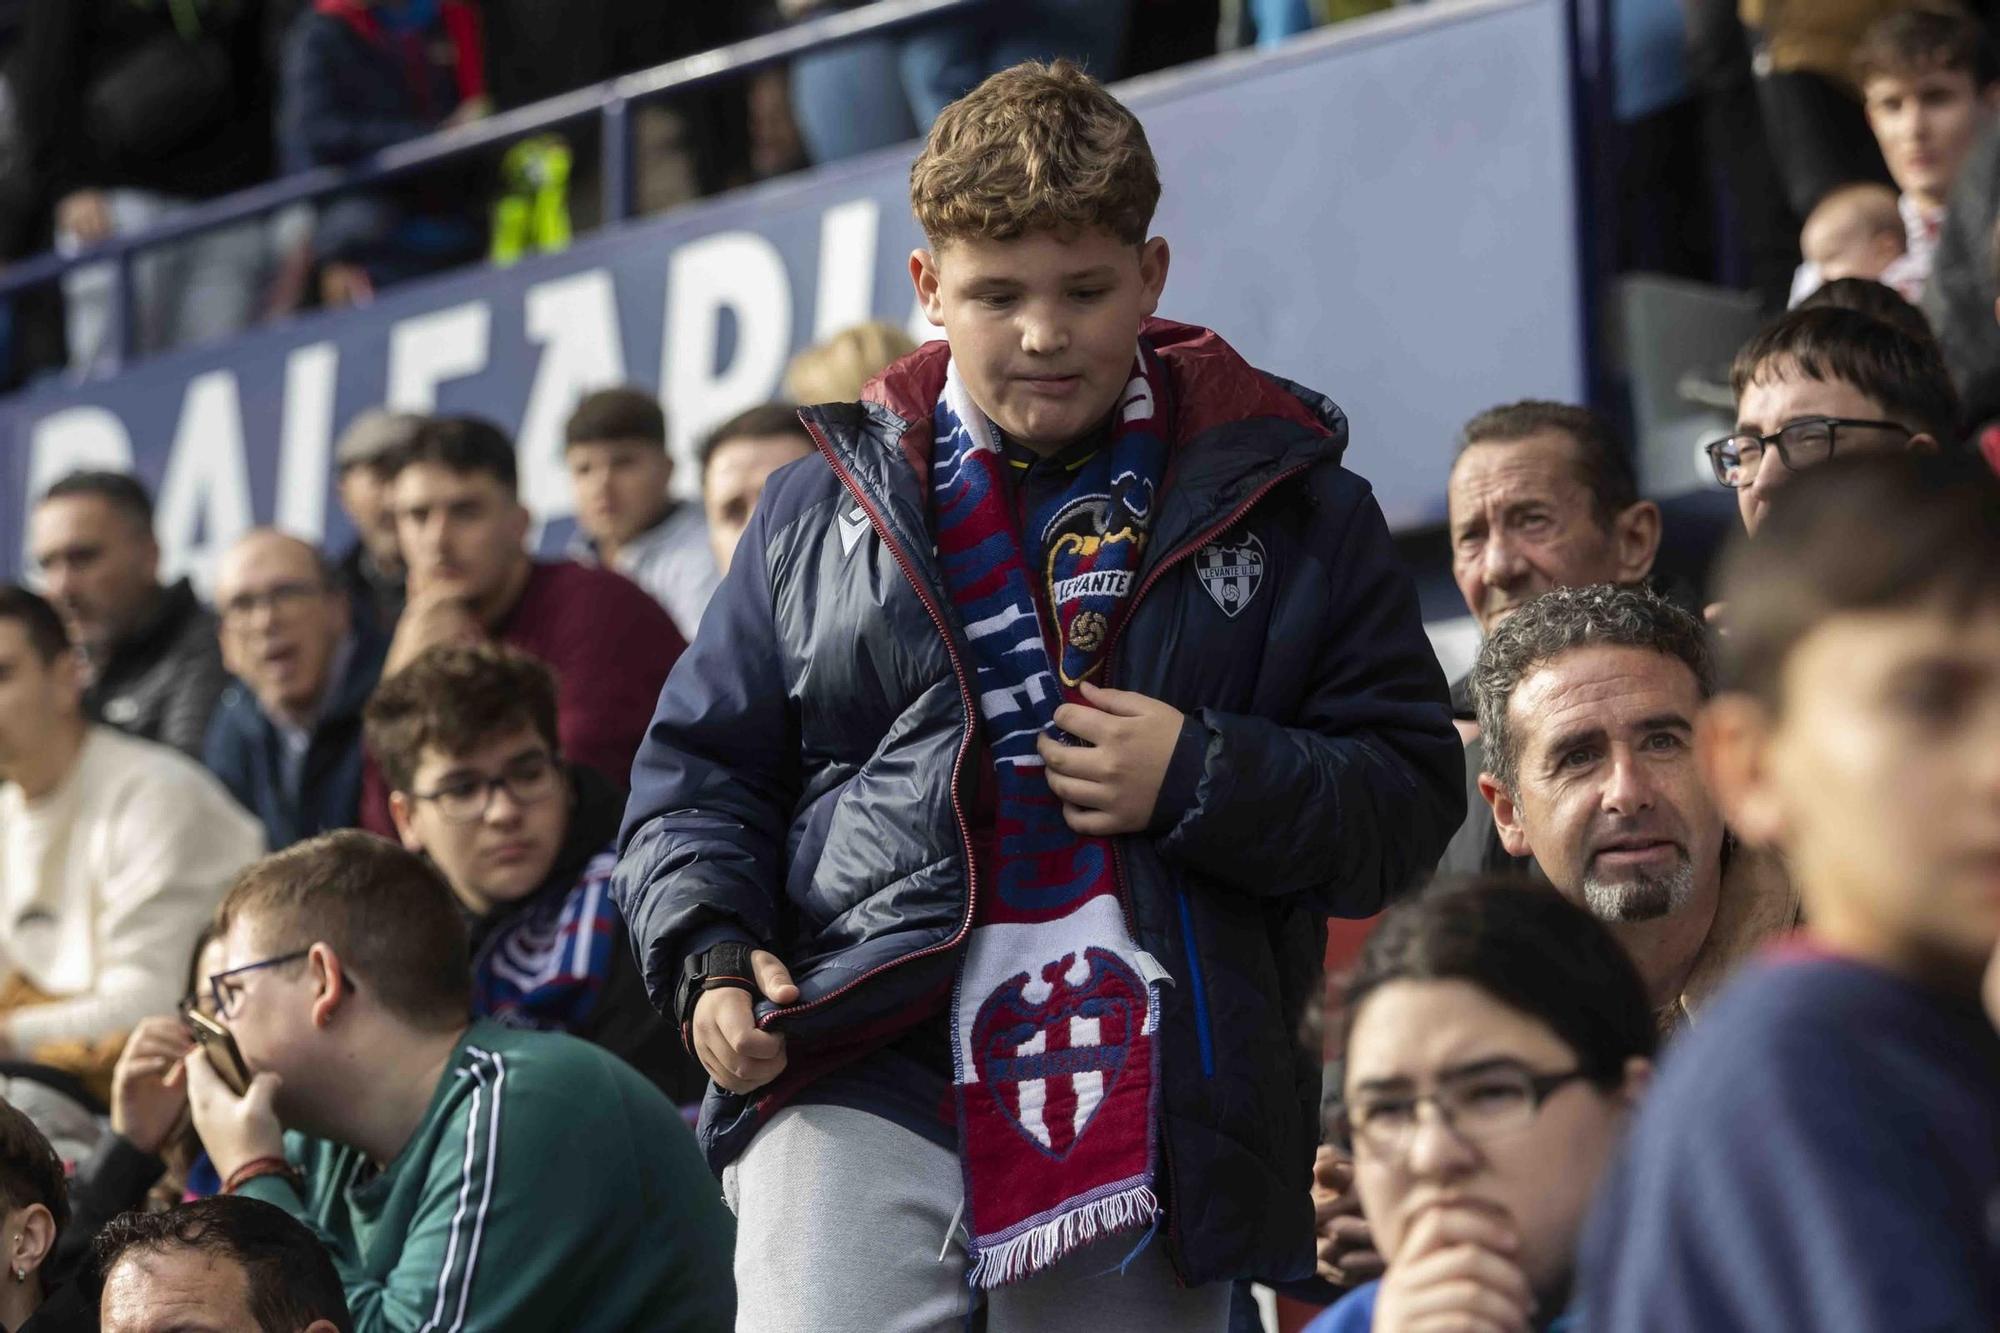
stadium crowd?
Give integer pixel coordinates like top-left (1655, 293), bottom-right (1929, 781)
top-left (0, 4), bottom-right (1998, 1332)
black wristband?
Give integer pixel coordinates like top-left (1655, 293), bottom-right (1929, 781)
top-left (675, 941), bottom-right (758, 1033)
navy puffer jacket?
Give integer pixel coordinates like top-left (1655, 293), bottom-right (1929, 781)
top-left (614, 320), bottom-right (1464, 1285)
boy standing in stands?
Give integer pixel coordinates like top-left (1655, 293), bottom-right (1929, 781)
top-left (615, 59), bottom-right (1461, 1328)
top-left (1579, 454), bottom-right (2000, 1329)
top-left (1855, 5), bottom-right (2000, 299)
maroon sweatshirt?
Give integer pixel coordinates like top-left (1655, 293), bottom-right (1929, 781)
top-left (362, 560), bottom-right (685, 832)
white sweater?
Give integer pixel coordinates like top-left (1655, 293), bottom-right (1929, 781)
top-left (0, 726), bottom-right (264, 1050)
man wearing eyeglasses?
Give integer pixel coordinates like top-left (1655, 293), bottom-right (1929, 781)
top-left (1709, 305), bottom-right (1956, 536)
top-left (178, 830), bottom-right (736, 1332)
top-left (363, 643), bottom-right (698, 1103)
top-left (204, 531), bottom-right (387, 852)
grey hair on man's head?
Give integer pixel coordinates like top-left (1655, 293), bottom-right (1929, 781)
top-left (1472, 583), bottom-right (1713, 790)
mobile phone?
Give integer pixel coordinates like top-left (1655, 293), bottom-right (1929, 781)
top-left (183, 1009), bottom-right (251, 1096)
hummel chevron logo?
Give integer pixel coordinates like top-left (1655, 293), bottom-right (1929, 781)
top-left (838, 505), bottom-right (869, 557)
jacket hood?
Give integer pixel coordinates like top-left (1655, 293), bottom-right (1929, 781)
top-left (856, 318), bottom-right (1341, 482)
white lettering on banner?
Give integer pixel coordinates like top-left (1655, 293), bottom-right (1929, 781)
top-left (662, 231), bottom-right (791, 476)
top-left (813, 200), bottom-right (879, 342)
top-left (518, 270), bottom-right (629, 521)
top-left (275, 342), bottom-right (339, 541)
top-left (156, 370), bottom-right (254, 594)
top-left (22, 407), bottom-right (136, 569)
top-left (387, 301), bottom-right (492, 411)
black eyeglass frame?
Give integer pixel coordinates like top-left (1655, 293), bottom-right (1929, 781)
top-left (408, 751), bottom-right (564, 825)
top-left (1702, 415), bottom-right (1912, 489)
top-left (1332, 1064), bottom-right (1593, 1157)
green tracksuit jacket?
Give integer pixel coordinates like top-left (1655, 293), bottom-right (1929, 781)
top-left (238, 1019), bottom-right (735, 1331)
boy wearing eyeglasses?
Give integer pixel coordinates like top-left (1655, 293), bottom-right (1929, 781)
top-left (1578, 454), bottom-right (2000, 1330)
top-left (363, 642), bottom-right (700, 1104)
top-left (1706, 305), bottom-right (1954, 537)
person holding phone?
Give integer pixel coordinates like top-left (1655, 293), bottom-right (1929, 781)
top-left (178, 831), bottom-right (735, 1332)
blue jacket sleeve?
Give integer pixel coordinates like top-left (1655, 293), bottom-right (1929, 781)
top-left (1155, 485), bottom-right (1463, 917)
top-left (613, 496), bottom-right (802, 1011)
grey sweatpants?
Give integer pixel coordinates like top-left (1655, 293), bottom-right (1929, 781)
top-left (722, 1103), bottom-right (1232, 1333)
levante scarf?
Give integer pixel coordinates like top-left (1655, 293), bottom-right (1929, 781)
top-left (933, 347), bottom-right (1171, 1287)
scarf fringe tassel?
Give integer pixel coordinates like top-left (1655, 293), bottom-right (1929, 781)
top-left (966, 1185), bottom-right (1160, 1290)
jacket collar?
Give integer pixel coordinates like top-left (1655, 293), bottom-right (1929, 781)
top-left (807, 319), bottom-right (1348, 570)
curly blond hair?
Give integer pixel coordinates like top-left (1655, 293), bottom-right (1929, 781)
top-left (909, 60), bottom-right (1160, 247)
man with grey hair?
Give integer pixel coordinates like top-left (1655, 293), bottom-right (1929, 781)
top-left (1470, 584), bottom-right (1741, 1022)
top-left (330, 410), bottom-right (422, 634)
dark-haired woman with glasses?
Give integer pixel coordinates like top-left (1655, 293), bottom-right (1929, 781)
top-left (1304, 879), bottom-right (1656, 1333)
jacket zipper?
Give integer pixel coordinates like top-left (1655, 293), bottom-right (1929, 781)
top-left (752, 423), bottom-right (984, 1030)
top-left (1103, 458), bottom-right (1311, 1274)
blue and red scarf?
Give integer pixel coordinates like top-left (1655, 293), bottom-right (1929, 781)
top-left (933, 347), bottom-right (1171, 1286)
top-left (470, 850), bottom-right (619, 1034)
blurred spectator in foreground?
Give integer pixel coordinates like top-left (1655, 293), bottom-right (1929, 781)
top-left (0, 588), bottom-right (260, 1094)
top-left (1738, 0), bottom-right (1896, 218)
top-left (362, 418), bottom-right (683, 831)
top-left (1437, 403), bottom-right (1660, 877)
top-left (15, 0), bottom-right (278, 374)
top-left (1795, 274), bottom-right (1935, 344)
top-left (563, 387), bottom-right (718, 641)
top-left (784, 0), bottom-right (1132, 163)
top-left (783, 320), bottom-right (918, 404)
top-left (1471, 585), bottom-right (1796, 1026)
top-left (1790, 182), bottom-right (1906, 303)
top-left (1855, 5), bottom-right (2000, 301)
top-left (1579, 454), bottom-right (2000, 1330)
top-left (278, 0), bottom-right (490, 307)
top-left (204, 531), bottom-right (386, 852)
top-left (1709, 305), bottom-right (1956, 535)
top-left (1305, 879), bottom-right (1655, 1333)
top-left (28, 472), bottom-right (226, 759)
top-left (181, 832), bottom-right (736, 1330)
top-left (96, 1196), bottom-right (350, 1333)
top-left (330, 410), bottom-right (420, 636)
top-left (697, 404), bottom-right (815, 576)
top-left (0, 1100), bottom-right (94, 1333)
top-left (367, 645), bottom-right (703, 1102)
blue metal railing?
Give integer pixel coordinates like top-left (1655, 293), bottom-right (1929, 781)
top-left (0, 0), bottom-right (985, 368)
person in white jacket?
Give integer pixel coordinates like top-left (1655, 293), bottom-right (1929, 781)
top-left (0, 586), bottom-right (261, 1089)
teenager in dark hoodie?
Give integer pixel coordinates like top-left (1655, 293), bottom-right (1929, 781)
top-left (277, 0), bottom-right (489, 303)
top-left (364, 643), bottom-right (701, 1104)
